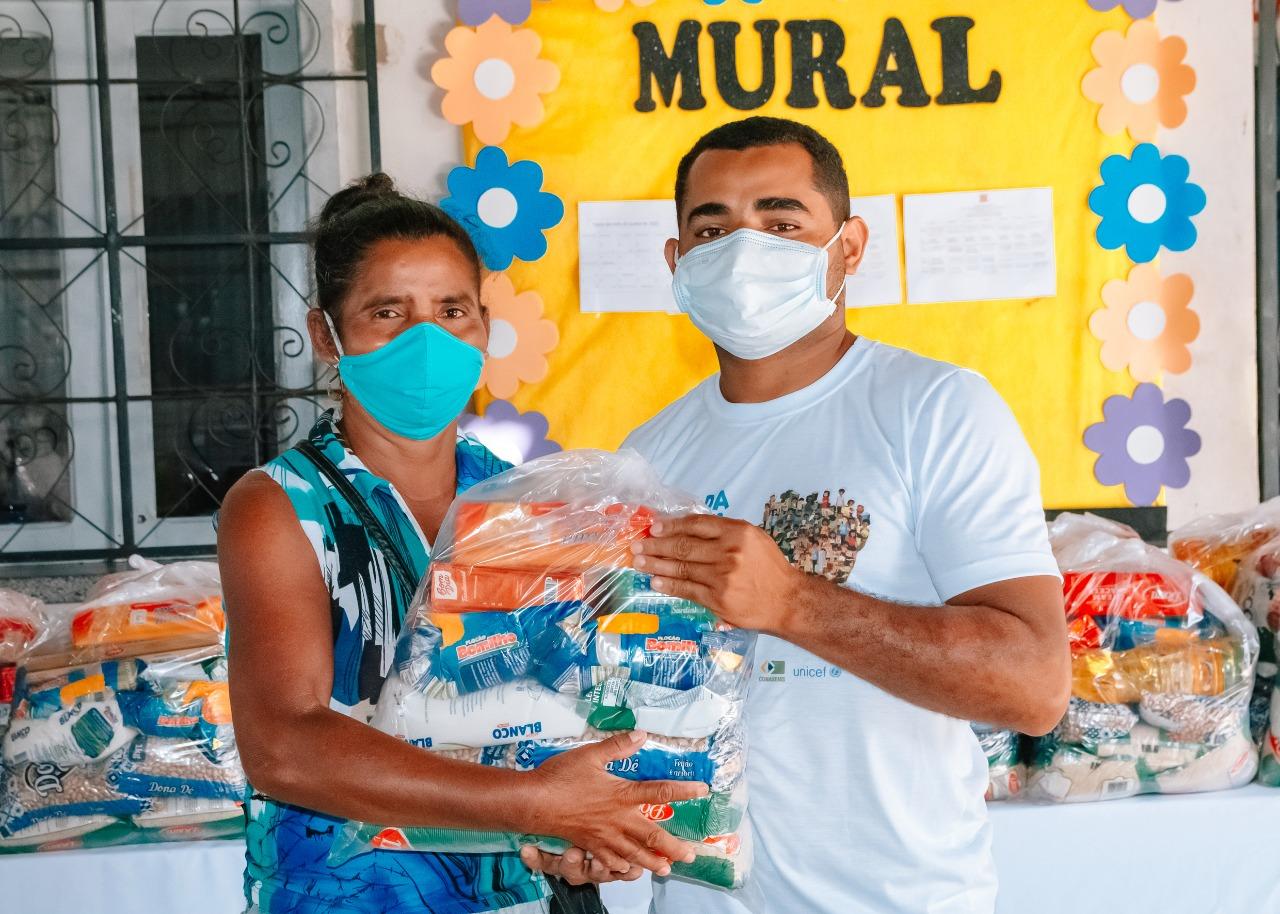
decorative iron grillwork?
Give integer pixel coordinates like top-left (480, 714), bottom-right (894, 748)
top-left (0, 0), bottom-right (380, 567)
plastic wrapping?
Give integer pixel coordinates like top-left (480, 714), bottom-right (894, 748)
top-left (1024, 514), bottom-right (1259, 803)
top-left (1170, 500), bottom-right (1280, 787)
top-left (0, 559), bottom-right (244, 853)
top-left (331, 450), bottom-right (756, 893)
top-left (972, 724), bottom-right (1024, 801)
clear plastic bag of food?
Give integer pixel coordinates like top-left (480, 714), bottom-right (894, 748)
top-left (1024, 513), bottom-right (1259, 803)
top-left (330, 449), bottom-right (757, 895)
top-left (972, 724), bottom-right (1025, 801)
top-left (0, 590), bottom-right (44, 667)
top-left (26, 557), bottom-right (224, 673)
top-left (1169, 498), bottom-right (1280, 590)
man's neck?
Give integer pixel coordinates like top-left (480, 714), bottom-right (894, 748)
top-left (717, 324), bottom-right (857, 404)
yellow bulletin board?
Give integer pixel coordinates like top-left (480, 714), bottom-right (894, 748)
top-left (436, 0), bottom-right (1206, 510)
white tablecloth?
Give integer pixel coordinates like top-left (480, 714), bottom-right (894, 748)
top-left (6, 786), bottom-right (1280, 914)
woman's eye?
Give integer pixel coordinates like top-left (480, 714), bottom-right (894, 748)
top-left (443, 307), bottom-right (466, 319)
top-left (373, 308), bottom-right (397, 319)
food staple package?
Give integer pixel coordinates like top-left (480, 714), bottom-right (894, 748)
top-left (0, 590), bottom-right (46, 736)
top-left (972, 724), bottom-right (1025, 801)
top-left (1023, 514), bottom-right (1259, 803)
top-left (330, 450), bottom-right (757, 894)
top-left (0, 558), bottom-right (246, 853)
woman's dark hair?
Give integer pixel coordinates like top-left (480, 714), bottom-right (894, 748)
top-left (312, 173), bottom-right (482, 315)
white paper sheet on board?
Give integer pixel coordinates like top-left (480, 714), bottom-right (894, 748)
top-left (903, 187), bottom-right (1057, 305)
top-left (578, 200), bottom-right (679, 313)
top-left (845, 194), bottom-right (902, 308)
top-left (579, 197), bottom-right (904, 313)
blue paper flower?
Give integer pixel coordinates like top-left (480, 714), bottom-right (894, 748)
top-left (702, 0), bottom-right (763, 5)
top-left (1088, 143), bottom-right (1205, 264)
top-left (441, 146), bottom-right (564, 271)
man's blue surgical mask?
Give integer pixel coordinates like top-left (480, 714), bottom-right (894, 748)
top-left (324, 311), bottom-right (483, 441)
top-left (672, 225), bottom-right (847, 361)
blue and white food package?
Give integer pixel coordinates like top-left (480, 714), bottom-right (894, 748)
top-left (333, 450), bottom-right (757, 895)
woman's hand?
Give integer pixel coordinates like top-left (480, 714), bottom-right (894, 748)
top-left (526, 730), bottom-right (706, 877)
top-left (518, 846), bottom-right (644, 885)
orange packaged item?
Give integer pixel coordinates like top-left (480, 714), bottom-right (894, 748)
top-left (448, 501), bottom-right (654, 572)
top-left (1071, 633), bottom-right (1246, 704)
top-left (71, 597), bottom-right (224, 649)
top-left (428, 564), bottom-right (587, 612)
top-left (1062, 571), bottom-right (1193, 621)
top-left (1169, 498), bottom-right (1280, 591)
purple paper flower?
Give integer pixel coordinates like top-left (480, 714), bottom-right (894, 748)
top-left (1083, 383), bottom-right (1201, 506)
top-left (458, 0), bottom-right (532, 26)
top-left (459, 399), bottom-right (562, 466)
top-left (1087, 0), bottom-right (1180, 17)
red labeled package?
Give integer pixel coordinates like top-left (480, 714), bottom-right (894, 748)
top-left (70, 597), bottom-right (225, 649)
top-left (428, 564), bottom-right (587, 612)
top-left (1062, 571), bottom-right (1194, 621)
top-left (449, 501), bottom-right (655, 572)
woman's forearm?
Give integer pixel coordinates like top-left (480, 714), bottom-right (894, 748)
top-left (240, 705), bottom-right (542, 834)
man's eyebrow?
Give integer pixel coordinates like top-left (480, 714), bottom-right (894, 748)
top-left (754, 197), bottom-right (809, 214)
top-left (685, 201), bottom-right (731, 224)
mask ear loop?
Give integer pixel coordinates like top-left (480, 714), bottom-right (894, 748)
top-left (321, 310), bottom-right (345, 402)
top-left (823, 221), bottom-right (850, 310)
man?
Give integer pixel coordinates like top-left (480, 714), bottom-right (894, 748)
top-left (621, 117), bottom-right (1068, 912)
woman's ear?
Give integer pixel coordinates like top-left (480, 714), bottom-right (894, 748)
top-left (307, 308), bottom-right (340, 365)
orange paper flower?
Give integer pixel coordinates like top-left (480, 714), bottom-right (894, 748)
top-left (431, 19), bottom-right (559, 146)
top-left (1082, 21), bottom-right (1196, 142)
top-left (1089, 264), bottom-right (1199, 382)
top-left (480, 272), bottom-right (559, 399)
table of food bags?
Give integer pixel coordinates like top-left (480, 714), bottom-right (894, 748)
top-left (7, 452), bottom-right (1280, 913)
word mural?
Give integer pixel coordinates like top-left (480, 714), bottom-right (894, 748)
top-left (634, 17), bottom-right (1001, 113)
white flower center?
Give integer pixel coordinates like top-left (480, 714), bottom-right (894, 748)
top-left (1121, 64), bottom-right (1161, 105)
top-left (1126, 425), bottom-right (1165, 465)
top-left (1127, 183), bottom-right (1167, 224)
top-left (487, 318), bottom-right (518, 359)
top-left (477, 187), bottom-right (518, 229)
top-left (1126, 300), bottom-right (1167, 340)
top-left (474, 58), bottom-right (517, 101)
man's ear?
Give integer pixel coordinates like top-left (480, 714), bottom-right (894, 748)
top-left (307, 308), bottom-right (340, 365)
top-left (664, 237), bottom-right (679, 275)
top-left (840, 217), bottom-right (870, 275)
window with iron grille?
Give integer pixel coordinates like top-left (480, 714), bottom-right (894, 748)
top-left (0, 0), bottom-right (381, 569)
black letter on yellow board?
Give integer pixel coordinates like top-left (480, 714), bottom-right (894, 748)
top-left (708, 21), bottom-right (779, 111)
top-left (861, 18), bottom-right (931, 108)
top-left (634, 21), bottom-right (707, 112)
top-left (785, 20), bottom-right (855, 110)
top-left (932, 17), bottom-right (1001, 104)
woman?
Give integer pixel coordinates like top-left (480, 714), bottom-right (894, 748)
top-left (218, 175), bottom-right (702, 914)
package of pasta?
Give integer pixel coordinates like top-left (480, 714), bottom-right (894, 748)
top-left (332, 449), bottom-right (757, 895)
top-left (26, 557), bottom-right (224, 673)
top-left (1024, 513), bottom-right (1259, 803)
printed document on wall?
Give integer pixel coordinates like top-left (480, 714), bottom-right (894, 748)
top-left (903, 188), bottom-right (1057, 305)
top-left (579, 200), bottom-right (679, 313)
top-left (845, 194), bottom-right (902, 309)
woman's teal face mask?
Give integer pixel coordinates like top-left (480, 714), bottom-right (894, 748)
top-left (324, 312), bottom-right (484, 441)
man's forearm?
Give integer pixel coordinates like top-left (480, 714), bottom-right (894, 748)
top-left (771, 574), bottom-right (1069, 734)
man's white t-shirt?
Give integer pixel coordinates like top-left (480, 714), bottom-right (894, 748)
top-left (622, 336), bottom-right (1059, 914)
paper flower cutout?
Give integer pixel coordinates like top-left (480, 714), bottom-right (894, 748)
top-left (1088, 143), bottom-right (1205, 263)
top-left (1082, 21), bottom-right (1195, 141)
top-left (1084, 383), bottom-right (1200, 506)
top-left (458, 0), bottom-right (532, 26)
top-left (479, 272), bottom-right (559, 398)
top-left (702, 0), bottom-right (763, 5)
top-left (431, 19), bottom-right (559, 146)
top-left (441, 146), bottom-right (564, 271)
top-left (459, 399), bottom-right (562, 466)
top-left (594, 0), bottom-right (656, 9)
top-left (1087, 0), bottom-right (1182, 16)
top-left (1090, 264), bottom-right (1199, 381)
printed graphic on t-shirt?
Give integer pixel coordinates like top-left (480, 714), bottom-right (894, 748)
top-left (761, 489), bottom-right (871, 585)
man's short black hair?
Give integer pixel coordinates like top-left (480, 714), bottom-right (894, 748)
top-left (674, 117), bottom-right (851, 225)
